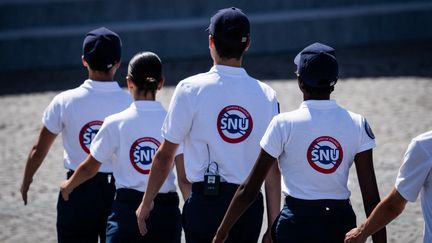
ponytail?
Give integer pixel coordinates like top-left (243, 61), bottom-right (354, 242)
top-left (127, 52), bottom-right (162, 95)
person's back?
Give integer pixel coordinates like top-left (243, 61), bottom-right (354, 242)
top-left (137, 7), bottom-right (281, 243)
top-left (21, 27), bottom-right (132, 243)
top-left (168, 65), bottom-right (277, 184)
top-left (47, 80), bottom-right (131, 172)
top-left (274, 101), bottom-right (373, 199)
top-left (60, 52), bottom-right (188, 243)
top-left (212, 42), bottom-right (386, 243)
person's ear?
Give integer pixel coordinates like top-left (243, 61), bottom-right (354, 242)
top-left (114, 60), bottom-right (121, 69)
top-left (244, 38), bottom-right (251, 52)
top-left (157, 77), bottom-right (165, 91)
top-left (209, 35), bottom-right (214, 49)
top-left (126, 77), bottom-right (134, 92)
top-left (82, 56), bottom-right (89, 67)
top-left (297, 76), bottom-right (305, 91)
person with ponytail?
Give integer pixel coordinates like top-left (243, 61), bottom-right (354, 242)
top-left (59, 52), bottom-right (190, 243)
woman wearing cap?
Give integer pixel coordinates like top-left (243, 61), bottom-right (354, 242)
top-left (213, 43), bottom-right (387, 243)
top-left (60, 52), bottom-right (190, 243)
top-left (20, 27), bottom-right (132, 243)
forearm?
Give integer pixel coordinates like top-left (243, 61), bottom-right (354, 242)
top-left (361, 189), bottom-right (405, 241)
top-left (68, 162), bottom-right (99, 191)
top-left (353, 149), bottom-right (387, 242)
top-left (178, 180), bottom-right (191, 200)
top-left (142, 152), bottom-right (175, 205)
top-left (65, 156), bottom-right (101, 192)
top-left (22, 127), bottom-right (57, 185)
top-left (264, 162), bottom-right (281, 228)
top-left (22, 146), bottom-right (46, 184)
top-left (174, 154), bottom-right (191, 200)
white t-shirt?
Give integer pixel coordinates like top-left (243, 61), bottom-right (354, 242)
top-left (395, 131), bottom-right (432, 243)
top-left (162, 65), bottom-right (279, 184)
top-left (260, 100), bottom-right (376, 200)
top-left (42, 80), bottom-right (132, 172)
top-left (90, 101), bottom-right (180, 193)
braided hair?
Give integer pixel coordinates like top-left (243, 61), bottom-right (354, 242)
top-left (127, 52), bottom-right (162, 96)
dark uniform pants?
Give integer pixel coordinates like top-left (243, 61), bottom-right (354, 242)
top-left (106, 188), bottom-right (181, 243)
top-left (57, 170), bottom-right (115, 243)
top-left (183, 182), bottom-right (264, 243)
top-left (272, 196), bottom-right (357, 243)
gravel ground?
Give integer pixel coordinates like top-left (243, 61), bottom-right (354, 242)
top-left (0, 76), bottom-right (431, 242)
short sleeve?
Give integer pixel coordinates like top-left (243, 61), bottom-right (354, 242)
top-left (260, 116), bottom-right (287, 159)
top-left (395, 139), bottom-right (432, 202)
top-left (42, 94), bottom-right (63, 134)
top-left (90, 120), bottom-right (117, 164)
top-left (162, 82), bottom-right (194, 144)
top-left (357, 117), bottom-right (376, 153)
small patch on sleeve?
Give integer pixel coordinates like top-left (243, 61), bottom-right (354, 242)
top-left (364, 118), bottom-right (375, 139)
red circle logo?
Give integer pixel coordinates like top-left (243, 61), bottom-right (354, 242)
top-left (79, 120), bottom-right (103, 154)
top-left (306, 136), bottom-right (343, 174)
top-left (217, 105), bottom-right (253, 143)
top-left (129, 137), bottom-right (160, 174)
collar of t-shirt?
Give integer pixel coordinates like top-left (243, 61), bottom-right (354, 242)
top-left (131, 100), bottom-right (164, 111)
top-left (299, 99), bottom-right (338, 109)
top-left (210, 64), bottom-right (248, 76)
top-left (80, 79), bottom-right (121, 92)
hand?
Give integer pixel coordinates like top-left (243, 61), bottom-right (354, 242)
top-left (344, 227), bottom-right (367, 243)
top-left (59, 180), bottom-right (73, 201)
top-left (261, 229), bottom-right (273, 243)
top-left (136, 200), bottom-right (154, 236)
top-left (20, 179), bottom-right (32, 205)
top-left (212, 232), bottom-right (228, 243)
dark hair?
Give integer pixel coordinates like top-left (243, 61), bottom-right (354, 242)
top-left (127, 52), bottom-right (162, 95)
top-left (300, 77), bottom-right (334, 95)
top-left (213, 35), bottom-right (248, 59)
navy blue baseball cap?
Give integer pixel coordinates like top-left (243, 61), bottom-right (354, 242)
top-left (83, 27), bottom-right (122, 71)
top-left (207, 7), bottom-right (250, 46)
top-left (294, 42), bottom-right (339, 87)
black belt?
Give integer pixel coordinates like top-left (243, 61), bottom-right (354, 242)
top-left (67, 170), bottom-right (113, 180)
top-left (192, 182), bottom-right (239, 194)
top-left (285, 195), bottom-right (350, 207)
top-left (115, 188), bottom-right (179, 206)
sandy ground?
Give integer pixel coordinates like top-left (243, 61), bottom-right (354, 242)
top-left (0, 77), bottom-right (431, 243)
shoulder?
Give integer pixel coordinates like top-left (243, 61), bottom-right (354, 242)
top-left (271, 111), bottom-right (297, 125)
top-left (180, 71), bottom-right (218, 88)
top-left (116, 89), bottom-right (133, 100)
top-left (412, 131), bottom-right (432, 154)
top-left (253, 79), bottom-right (276, 100)
top-left (104, 107), bottom-right (133, 126)
top-left (47, 86), bottom-right (85, 108)
top-left (413, 130), bottom-right (432, 142)
top-left (344, 109), bottom-right (368, 126)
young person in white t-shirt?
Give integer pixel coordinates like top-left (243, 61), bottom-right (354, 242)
top-left (136, 7), bottom-right (281, 243)
top-left (213, 42), bottom-right (387, 243)
top-left (20, 27), bottom-right (132, 243)
top-left (345, 131), bottom-right (432, 243)
top-left (60, 52), bottom-right (190, 243)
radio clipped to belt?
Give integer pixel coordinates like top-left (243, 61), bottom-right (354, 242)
top-left (204, 144), bottom-right (220, 196)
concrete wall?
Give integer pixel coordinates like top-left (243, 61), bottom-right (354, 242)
top-left (1, 0), bottom-right (432, 71)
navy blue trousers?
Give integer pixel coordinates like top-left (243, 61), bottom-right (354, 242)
top-left (272, 196), bottom-right (357, 243)
top-left (182, 182), bottom-right (264, 243)
top-left (106, 188), bottom-right (181, 243)
top-left (57, 171), bottom-right (115, 243)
